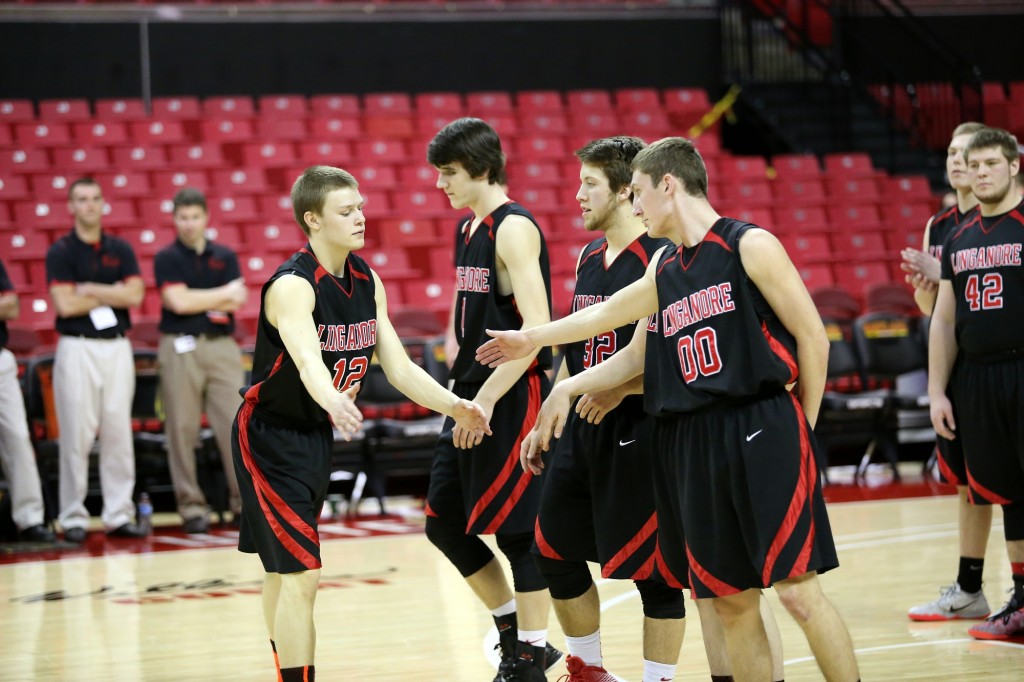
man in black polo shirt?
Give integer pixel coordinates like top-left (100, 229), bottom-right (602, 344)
top-left (46, 177), bottom-right (146, 543)
top-left (155, 188), bottom-right (247, 534)
top-left (0, 258), bottom-right (55, 543)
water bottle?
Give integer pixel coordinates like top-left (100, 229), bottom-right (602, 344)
top-left (137, 492), bottom-right (153, 536)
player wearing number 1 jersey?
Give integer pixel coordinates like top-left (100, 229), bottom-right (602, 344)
top-left (478, 137), bottom-right (859, 682)
top-left (931, 127), bottom-right (1024, 643)
top-left (231, 166), bottom-right (490, 682)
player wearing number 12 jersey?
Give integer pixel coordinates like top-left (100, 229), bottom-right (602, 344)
top-left (231, 166), bottom-right (490, 682)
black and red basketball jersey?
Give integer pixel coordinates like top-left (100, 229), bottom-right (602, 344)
top-left (644, 218), bottom-right (799, 416)
top-left (244, 245), bottom-right (378, 427)
top-left (449, 202), bottom-right (552, 382)
top-left (565, 233), bottom-right (670, 377)
top-left (941, 200), bottom-right (1024, 355)
top-left (928, 204), bottom-right (977, 263)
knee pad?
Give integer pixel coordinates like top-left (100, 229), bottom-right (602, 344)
top-left (424, 515), bottom-right (494, 578)
top-left (1003, 500), bottom-right (1024, 541)
top-left (533, 554), bottom-right (593, 601)
top-left (635, 578), bottom-right (686, 619)
top-left (496, 532), bottom-right (547, 593)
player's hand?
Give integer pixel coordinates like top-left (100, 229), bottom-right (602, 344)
top-left (576, 386), bottom-right (625, 424)
top-left (520, 429), bottom-right (545, 475)
top-left (904, 271), bottom-right (937, 292)
top-left (453, 396), bottom-right (494, 449)
top-left (327, 383), bottom-right (363, 441)
top-left (929, 392), bottom-right (956, 440)
top-left (900, 248), bottom-right (941, 284)
top-left (476, 329), bottom-right (536, 367)
top-left (222, 278), bottom-right (248, 310)
top-left (532, 383), bottom-right (572, 453)
top-left (450, 399), bottom-right (492, 445)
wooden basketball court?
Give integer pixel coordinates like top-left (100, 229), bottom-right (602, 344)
top-left (2, 472), bottom-right (1022, 681)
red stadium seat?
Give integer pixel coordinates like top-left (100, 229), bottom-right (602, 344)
top-left (885, 175), bottom-right (932, 201)
top-left (400, 278), bottom-right (453, 323)
top-left (4, 230), bottom-right (50, 260)
top-left (354, 139), bottom-right (410, 164)
top-left (29, 173), bottom-right (73, 202)
top-left (308, 116), bottom-right (363, 141)
top-left (198, 118), bottom-right (254, 143)
top-left (569, 112), bottom-right (621, 139)
top-left (166, 143), bottom-right (226, 170)
top-left (129, 119), bottom-right (188, 145)
top-left (779, 232), bottom-right (833, 265)
top-left (0, 124), bottom-right (11, 147)
top-left (548, 240), bottom-right (585, 275)
top-left (390, 189), bottom-right (449, 218)
top-left (257, 118), bottom-right (307, 141)
top-left (257, 194), bottom-right (294, 224)
top-left (516, 90), bottom-right (564, 114)
top-left (398, 162), bottom-right (439, 188)
top-left (238, 142), bottom-right (298, 169)
top-left (363, 115), bottom-right (416, 138)
top-left (72, 120), bottom-right (130, 146)
top-left (663, 87), bottom-right (711, 128)
top-left (150, 170), bottom-right (211, 196)
top-left (507, 161), bottom-right (561, 188)
top-left (478, 114), bottom-right (518, 138)
top-left (515, 187), bottom-right (562, 214)
top-left (95, 98), bottom-right (146, 121)
top-left (834, 262), bottom-right (891, 303)
top-left (361, 247), bottom-right (421, 280)
top-left (826, 177), bottom-right (881, 203)
top-left (466, 91), bottom-right (514, 115)
top-left (830, 230), bottom-right (889, 261)
top-left (38, 99), bottom-right (91, 121)
top-left (210, 167), bottom-right (270, 194)
top-left (0, 173), bottom-right (30, 202)
top-left (718, 181), bottom-right (773, 207)
top-left (240, 252), bottom-right (278, 283)
top-left (349, 164), bottom-right (398, 187)
top-left (136, 198), bottom-right (175, 227)
top-left (618, 110), bottom-right (672, 138)
top-left (718, 155), bottom-right (769, 180)
top-left (0, 148), bottom-right (50, 173)
top-left (95, 171), bottom-right (152, 199)
top-left (14, 200), bottom-right (68, 231)
top-left (519, 112), bottom-right (569, 136)
top-left (613, 88), bottom-right (661, 112)
top-left (551, 274), bottom-right (578, 319)
top-left (566, 89), bottom-right (613, 112)
top-left (120, 227), bottom-right (166, 257)
top-left (514, 136), bottom-right (567, 162)
top-left (202, 95), bottom-right (255, 119)
top-left (101, 197), bottom-right (140, 230)
top-left (0, 100), bottom-right (35, 123)
top-left (203, 224), bottom-right (243, 251)
top-left (414, 92), bottom-right (464, 117)
top-left (309, 94), bottom-right (361, 116)
top-left (773, 178), bottom-right (827, 204)
top-left (824, 152), bottom-right (875, 178)
top-left (297, 141), bottom-right (354, 166)
top-left (210, 195), bottom-right (259, 224)
top-left (15, 122), bottom-right (72, 147)
top-left (771, 153), bottom-right (822, 180)
top-left (826, 204), bottom-right (883, 231)
top-left (152, 97), bottom-right (201, 119)
top-left (254, 221), bottom-right (304, 254)
top-left (364, 92), bottom-right (413, 116)
top-left (111, 145), bottom-right (170, 171)
top-left (375, 217), bottom-right (438, 248)
top-left (797, 263), bottom-right (835, 290)
top-left (258, 94), bottom-right (308, 119)
top-left (51, 146), bottom-right (111, 173)
top-left (724, 207), bottom-right (774, 231)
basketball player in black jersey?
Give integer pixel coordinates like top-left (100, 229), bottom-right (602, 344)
top-left (478, 137), bottom-right (861, 681)
top-left (424, 118), bottom-right (561, 682)
top-left (901, 123), bottom-right (995, 622)
top-left (528, 137), bottom-right (783, 682)
top-left (231, 166), bottom-right (490, 682)
top-left (930, 127), bottom-right (1024, 642)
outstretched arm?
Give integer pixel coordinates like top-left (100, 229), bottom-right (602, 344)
top-left (265, 274), bottom-right (363, 439)
top-left (371, 272), bottom-right (491, 441)
top-left (476, 246), bottom-right (666, 367)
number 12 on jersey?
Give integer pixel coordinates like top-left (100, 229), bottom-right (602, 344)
top-left (332, 357), bottom-right (368, 392)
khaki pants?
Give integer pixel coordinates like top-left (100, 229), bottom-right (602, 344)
top-left (0, 348), bottom-right (46, 530)
top-left (158, 334), bottom-right (244, 521)
top-left (54, 336), bottom-right (136, 531)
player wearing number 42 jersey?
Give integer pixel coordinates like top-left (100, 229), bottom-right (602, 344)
top-left (231, 166), bottom-right (490, 682)
top-left (479, 137), bottom-right (860, 682)
top-left (930, 127), bottom-right (1024, 644)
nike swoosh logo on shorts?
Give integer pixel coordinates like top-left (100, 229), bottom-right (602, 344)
top-left (746, 429), bottom-right (763, 442)
top-left (619, 439), bottom-right (636, 446)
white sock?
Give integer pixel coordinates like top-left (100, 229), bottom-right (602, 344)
top-left (565, 630), bottom-right (602, 667)
top-left (643, 659), bottom-right (676, 682)
top-left (518, 628), bottom-right (547, 647)
top-left (491, 598), bottom-right (516, 617)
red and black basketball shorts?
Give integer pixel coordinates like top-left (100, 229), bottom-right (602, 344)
top-left (533, 397), bottom-right (684, 587)
top-left (652, 389), bottom-right (840, 598)
top-left (935, 363), bottom-right (970, 487)
top-left (426, 369), bottom-right (550, 536)
top-left (953, 355), bottom-right (1024, 506)
top-left (233, 402), bottom-right (333, 574)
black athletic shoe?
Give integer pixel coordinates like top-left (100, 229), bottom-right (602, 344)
top-left (499, 642), bottom-right (549, 682)
top-left (544, 643), bottom-right (564, 672)
top-left (182, 516), bottom-right (210, 534)
top-left (64, 527), bottom-right (87, 544)
top-left (107, 522), bottom-right (147, 538)
top-left (19, 524), bottom-right (56, 543)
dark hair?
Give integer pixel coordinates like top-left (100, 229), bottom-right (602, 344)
top-left (427, 117), bottom-right (507, 185)
top-left (68, 176), bottom-right (101, 200)
top-left (631, 137), bottom-right (708, 198)
top-left (291, 165), bottom-right (359, 236)
top-left (575, 136), bottom-right (646, 195)
top-left (172, 187), bottom-right (208, 214)
top-left (964, 127), bottom-right (1020, 166)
